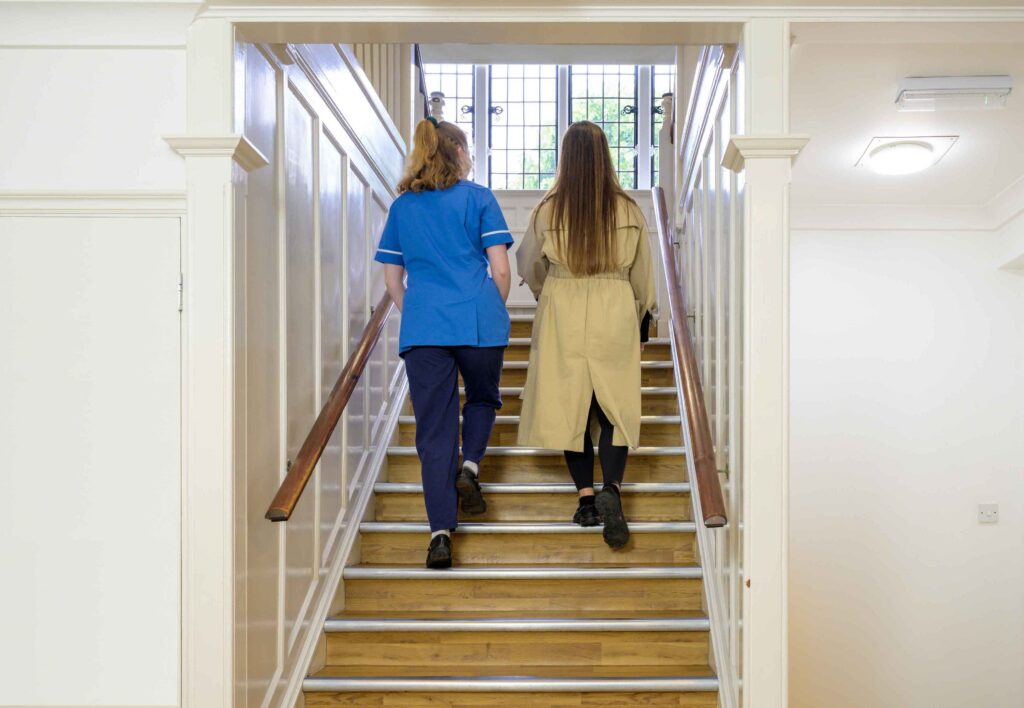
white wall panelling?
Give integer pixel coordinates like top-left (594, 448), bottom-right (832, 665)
top-left (0, 3), bottom-right (192, 705)
top-left (672, 42), bottom-right (744, 708)
top-left (0, 213), bottom-right (182, 707)
top-left (236, 41), bottom-right (406, 708)
top-left (351, 42), bottom-right (413, 141)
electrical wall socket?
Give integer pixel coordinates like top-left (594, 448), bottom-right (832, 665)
top-left (978, 504), bottom-right (999, 525)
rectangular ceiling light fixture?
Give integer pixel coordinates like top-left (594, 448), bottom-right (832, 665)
top-left (896, 75), bottom-right (1012, 112)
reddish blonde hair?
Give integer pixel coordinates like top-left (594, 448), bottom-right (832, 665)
top-left (398, 119), bottom-right (471, 193)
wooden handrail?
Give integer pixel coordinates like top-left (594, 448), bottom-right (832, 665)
top-left (651, 186), bottom-right (728, 528)
top-left (413, 44), bottom-right (430, 119)
top-left (266, 292), bottom-right (395, 522)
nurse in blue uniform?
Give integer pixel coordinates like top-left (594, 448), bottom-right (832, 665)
top-left (375, 117), bottom-right (514, 569)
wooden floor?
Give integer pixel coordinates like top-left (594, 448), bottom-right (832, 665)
top-left (304, 313), bottom-right (717, 706)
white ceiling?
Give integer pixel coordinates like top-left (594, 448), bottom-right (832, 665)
top-left (790, 23), bottom-right (1024, 209)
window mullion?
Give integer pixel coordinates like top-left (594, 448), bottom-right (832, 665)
top-left (557, 65), bottom-right (570, 151)
top-left (637, 65), bottom-right (653, 190)
top-left (473, 64), bottom-right (490, 186)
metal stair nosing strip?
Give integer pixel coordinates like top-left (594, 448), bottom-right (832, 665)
top-left (359, 521), bottom-right (696, 534)
top-left (398, 415), bottom-right (682, 425)
top-left (302, 676), bottom-right (720, 693)
top-left (342, 566), bottom-right (703, 580)
top-left (373, 481), bottom-right (691, 494)
top-left (461, 386), bottom-right (678, 396)
top-left (507, 336), bottom-right (671, 346)
top-left (323, 617), bottom-right (711, 632)
top-left (386, 446), bottom-right (686, 456)
top-left (500, 360), bottom-right (673, 369)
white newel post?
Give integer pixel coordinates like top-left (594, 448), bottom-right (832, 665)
top-left (165, 17), bottom-right (268, 708)
top-left (723, 18), bottom-right (809, 708)
top-left (429, 91), bottom-right (447, 121)
top-left (658, 92), bottom-right (675, 201)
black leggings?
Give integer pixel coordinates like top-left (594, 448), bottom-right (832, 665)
top-left (564, 396), bottom-right (628, 491)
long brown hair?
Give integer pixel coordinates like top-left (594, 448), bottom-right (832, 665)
top-left (398, 119), bottom-right (471, 193)
top-left (545, 121), bottom-right (636, 275)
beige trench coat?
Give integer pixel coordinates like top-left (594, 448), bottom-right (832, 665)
top-left (515, 197), bottom-right (658, 452)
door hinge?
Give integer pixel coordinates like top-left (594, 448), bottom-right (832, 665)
top-left (177, 273), bottom-right (184, 312)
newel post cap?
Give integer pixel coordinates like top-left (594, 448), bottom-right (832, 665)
top-left (164, 134), bottom-right (269, 172)
top-left (722, 135), bottom-right (810, 173)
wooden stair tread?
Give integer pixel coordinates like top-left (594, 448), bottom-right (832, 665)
top-left (329, 610), bottom-right (709, 621)
top-left (346, 563), bottom-right (701, 571)
top-left (305, 313), bottom-right (713, 701)
top-left (312, 664), bottom-right (716, 679)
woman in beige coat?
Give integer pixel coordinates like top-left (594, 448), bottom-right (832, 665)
top-left (516, 121), bottom-right (657, 549)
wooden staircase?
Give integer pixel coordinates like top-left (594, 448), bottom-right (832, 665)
top-left (302, 314), bottom-right (719, 706)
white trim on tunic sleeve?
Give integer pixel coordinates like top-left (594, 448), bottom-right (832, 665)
top-left (377, 248), bottom-right (403, 256)
top-left (481, 229), bottom-right (512, 238)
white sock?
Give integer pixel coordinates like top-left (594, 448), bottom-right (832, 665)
top-left (431, 529), bottom-right (451, 540)
top-left (462, 460), bottom-right (479, 476)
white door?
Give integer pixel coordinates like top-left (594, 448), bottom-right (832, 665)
top-left (0, 215), bottom-right (181, 706)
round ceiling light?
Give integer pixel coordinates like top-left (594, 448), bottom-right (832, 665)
top-left (865, 140), bottom-right (936, 175)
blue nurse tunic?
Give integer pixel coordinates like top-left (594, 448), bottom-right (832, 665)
top-left (374, 180), bottom-right (515, 354)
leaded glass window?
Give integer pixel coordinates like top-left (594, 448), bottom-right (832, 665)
top-left (422, 63), bottom-right (475, 144)
top-left (488, 64), bottom-right (559, 190)
top-left (569, 64), bottom-right (639, 189)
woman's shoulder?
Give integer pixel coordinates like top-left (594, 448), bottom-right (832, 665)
top-left (454, 180), bottom-right (497, 200)
top-left (615, 196), bottom-right (647, 229)
top-left (529, 195), bottom-right (556, 226)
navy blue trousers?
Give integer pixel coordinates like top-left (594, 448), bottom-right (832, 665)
top-left (403, 345), bottom-right (505, 531)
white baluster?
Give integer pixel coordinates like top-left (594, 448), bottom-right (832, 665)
top-left (714, 107), bottom-right (727, 471)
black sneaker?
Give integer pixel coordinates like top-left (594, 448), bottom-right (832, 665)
top-left (595, 486), bottom-right (630, 550)
top-left (455, 464), bottom-right (487, 515)
top-left (426, 534), bottom-right (453, 569)
top-left (573, 501), bottom-right (601, 527)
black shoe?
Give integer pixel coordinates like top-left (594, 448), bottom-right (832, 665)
top-left (595, 486), bottom-right (630, 550)
top-left (573, 501), bottom-right (601, 527)
top-left (426, 534), bottom-right (453, 569)
top-left (455, 464), bottom-right (487, 515)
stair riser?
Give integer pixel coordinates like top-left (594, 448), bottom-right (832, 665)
top-left (373, 493), bottom-right (691, 522)
top-left (325, 630), bottom-right (709, 667)
top-left (398, 422), bottom-right (683, 447)
top-left (511, 320), bottom-right (661, 339)
top-left (306, 691), bottom-right (717, 706)
top-left (385, 455), bottom-right (687, 484)
top-left (359, 532), bottom-right (697, 566)
top-left (494, 367), bottom-right (674, 387)
top-left (343, 577), bottom-right (703, 612)
top-left (403, 394), bottom-right (679, 416)
top-left (506, 344), bottom-right (673, 362)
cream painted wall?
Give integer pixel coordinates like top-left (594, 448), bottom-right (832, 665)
top-left (0, 48), bottom-right (186, 190)
top-left (789, 224), bottom-right (1024, 708)
top-left (0, 6), bottom-right (188, 705)
top-left (996, 208), bottom-right (1024, 271)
